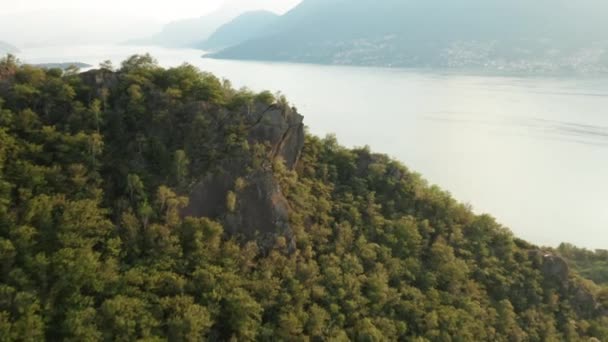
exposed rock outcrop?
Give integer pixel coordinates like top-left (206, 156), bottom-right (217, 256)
top-left (540, 253), bottom-right (570, 287)
top-left (224, 171), bottom-right (291, 235)
top-left (246, 103), bottom-right (305, 169)
top-left (571, 284), bottom-right (602, 318)
top-left (80, 69), bottom-right (119, 100)
top-left (182, 103), bottom-right (305, 242)
top-left (530, 250), bottom-right (607, 318)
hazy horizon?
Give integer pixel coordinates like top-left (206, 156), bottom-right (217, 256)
top-left (0, 0), bottom-right (301, 22)
top-left (0, 0), bottom-right (302, 47)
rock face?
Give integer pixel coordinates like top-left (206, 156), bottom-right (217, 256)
top-left (540, 253), bottom-right (570, 287)
top-left (529, 250), bottom-right (570, 287)
top-left (182, 103), bottom-right (305, 241)
top-left (571, 285), bottom-right (602, 318)
top-left (224, 171), bottom-right (291, 235)
top-left (531, 250), bottom-right (607, 318)
top-left (78, 68), bottom-right (306, 241)
top-left (248, 103), bottom-right (305, 169)
top-left (80, 69), bottom-right (118, 100)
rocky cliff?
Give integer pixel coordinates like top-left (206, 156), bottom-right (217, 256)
top-left (79, 67), bottom-right (305, 243)
top-left (530, 250), bottom-right (607, 318)
top-left (182, 103), bottom-right (305, 244)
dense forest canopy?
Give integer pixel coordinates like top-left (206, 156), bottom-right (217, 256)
top-left (0, 54), bottom-right (607, 341)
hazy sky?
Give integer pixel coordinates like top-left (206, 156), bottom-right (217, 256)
top-left (0, 0), bottom-right (301, 22)
top-left (0, 0), bottom-right (301, 47)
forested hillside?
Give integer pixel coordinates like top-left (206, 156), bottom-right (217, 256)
top-left (0, 54), bottom-right (607, 341)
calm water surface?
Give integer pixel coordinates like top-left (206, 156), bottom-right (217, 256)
top-left (17, 45), bottom-right (608, 249)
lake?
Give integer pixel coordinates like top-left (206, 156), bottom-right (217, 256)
top-left (15, 44), bottom-right (608, 250)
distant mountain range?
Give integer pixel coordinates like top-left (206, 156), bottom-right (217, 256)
top-left (128, 6), bottom-right (241, 48)
top-left (30, 62), bottom-right (92, 70)
top-left (128, 0), bottom-right (300, 48)
top-left (0, 41), bottom-right (18, 54)
top-left (198, 11), bottom-right (278, 51)
top-left (206, 0), bottom-right (608, 74)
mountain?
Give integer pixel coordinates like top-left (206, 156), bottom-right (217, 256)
top-left (128, 0), bottom-right (301, 48)
top-left (0, 54), bottom-right (607, 340)
top-left (210, 0), bottom-right (608, 74)
top-left (127, 6), bottom-right (241, 47)
top-left (30, 62), bottom-right (93, 70)
top-left (0, 41), bottom-right (18, 54)
top-left (199, 11), bottom-right (279, 51)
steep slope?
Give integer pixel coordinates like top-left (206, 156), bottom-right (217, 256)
top-left (211, 0), bottom-right (608, 73)
top-left (199, 11), bottom-right (279, 51)
top-left (0, 55), bottom-right (606, 340)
